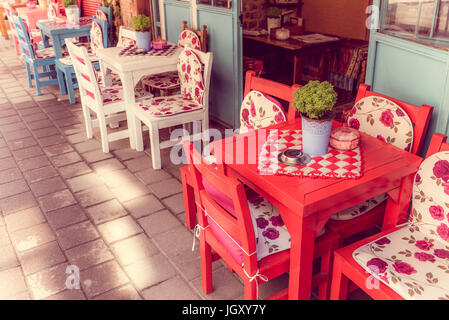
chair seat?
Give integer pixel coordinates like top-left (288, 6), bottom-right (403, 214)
top-left (137, 94), bottom-right (203, 117)
top-left (101, 86), bottom-right (149, 105)
top-left (353, 224), bottom-right (449, 300)
top-left (141, 71), bottom-right (180, 90)
top-left (59, 51), bottom-right (98, 65)
top-left (330, 193), bottom-right (388, 221)
top-left (35, 47), bottom-right (57, 59)
top-left (95, 70), bottom-right (122, 87)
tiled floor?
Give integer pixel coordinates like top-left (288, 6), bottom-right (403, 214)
top-left (0, 36), bottom-right (370, 300)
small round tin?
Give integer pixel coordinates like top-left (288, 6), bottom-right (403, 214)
top-left (278, 148), bottom-right (311, 166)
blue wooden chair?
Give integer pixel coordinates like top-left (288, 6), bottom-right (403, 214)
top-left (55, 17), bottom-right (108, 104)
top-left (11, 14), bottom-right (59, 95)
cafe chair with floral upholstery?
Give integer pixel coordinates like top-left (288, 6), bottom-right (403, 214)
top-left (326, 84), bottom-right (433, 244)
top-left (132, 47), bottom-right (213, 170)
top-left (141, 21), bottom-right (207, 97)
top-left (331, 133), bottom-right (449, 300)
top-left (184, 141), bottom-right (340, 300)
top-left (66, 41), bottom-right (150, 153)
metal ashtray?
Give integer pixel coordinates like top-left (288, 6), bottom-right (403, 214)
top-left (278, 148), bottom-right (311, 166)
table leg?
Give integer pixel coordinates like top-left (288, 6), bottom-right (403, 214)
top-left (382, 174), bottom-right (414, 230)
top-left (52, 37), bottom-right (63, 59)
top-left (121, 72), bottom-right (137, 150)
top-left (283, 210), bottom-right (316, 300)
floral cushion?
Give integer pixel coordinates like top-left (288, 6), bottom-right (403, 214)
top-left (35, 47), bottom-right (56, 59)
top-left (118, 36), bottom-right (136, 48)
top-left (177, 49), bottom-right (205, 105)
top-left (95, 9), bottom-right (108, 21)
top-left (353, 151), bottom-right (449, 300)
top-left (90, 21), bottom-right (104, 54)
top-left (330, 193), bottom-right (388, 221)
top-left (208, 195), bottom-right (291, 266)
top-left (47, 4), bottom-right (57, 20)
top-left (137, 94), bottom-right (202, 117)
top-left (178, 30), bottom-right (201, 51)
top-left (141, 71), bottom-right (180, 90)
top-left (100, 86), bottom-right (148, 105)
top-left (347, 96), bottom-right (414, 152)
top-left (59, 51), bottom-right (98, 65)
top-left (239, 90), bottom-right (286, 133)
top-left (95, 70), bottom-right (122, 87)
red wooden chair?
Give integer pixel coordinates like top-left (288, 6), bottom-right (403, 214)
top-left (182, 71), bottom-right (299, 230)
top-left (326, 84), bottom-right (433, 243)
top-left (331, 133), bottom-right (449, 300)
top-left (184, 141), bottom-right (339, 299)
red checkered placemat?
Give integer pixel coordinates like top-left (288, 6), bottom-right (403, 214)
top-left (258, 129), bottom-right (363, 179)
top-left (118, 44), bottom-right (178, 57)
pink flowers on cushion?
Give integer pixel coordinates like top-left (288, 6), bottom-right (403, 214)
top-left (349, 118), bottom-right (360, 130)
top-left (429, 205), bottom-right (445, 221)
top-left (434, 249), bottom-right (449, 259)
top-left (379, 109), bottom-right (394, 127)
top-left (270, 216), bottom-right (284, 227)
top-left (415, 240), bottom-right (434, 251)
top-left (375, 237), bottom-right (391, 245)
top-left (414, 252), bottom-right (435, 263)
top-left (256, 217), bottom-right (269, 229)
top-left (392, 261), bottom-right (417, 275)
top-left (433, 160), bottom-right (449, 182)
top-left (262, 228), bottom-right (280, 240)
top-left (366, 258), bottom-right (387, 274)
top-left (437, 223), bottom-right (449, 241)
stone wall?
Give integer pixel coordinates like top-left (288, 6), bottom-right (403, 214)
top-left (243, 0), bottom-right (269, 30)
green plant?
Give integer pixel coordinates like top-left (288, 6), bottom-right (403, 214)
top-left (293, 80), bottom-right (338, 120)
top-left (61, 0), bottom-right (77, 8)
top-left (132, 14), bottom-right (151, 32)
top-left (267, 6), bottom-right (281, 18)
top-left (102, 0), bottom-right (113, 7)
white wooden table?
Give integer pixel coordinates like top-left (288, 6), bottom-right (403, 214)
top-left (95, 46), bottom-right (182, 149)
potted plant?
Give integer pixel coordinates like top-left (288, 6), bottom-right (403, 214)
top-left (293, 80), bottom-right (338, 156)
top-left (266, 6), bottom-right (281, 36)
top-left (132, 14), bottom-right (152, 51)
top-left (62, 0), bottom-right (79, 26)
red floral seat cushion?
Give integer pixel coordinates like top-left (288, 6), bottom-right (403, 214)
top-left (141, 71), bottom-right (180, 90)
top-left (177, 49), bottom-right (205, 105)
top-left (35, 47), bottom-right (57, 59)
top-left (101, 86), bottom-right (149, 105)
top-left (178, 30), bottom-right (201, 51)
top-left (353, 151), bottom-right (449, 299)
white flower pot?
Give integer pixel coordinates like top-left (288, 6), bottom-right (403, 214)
top-left (65, 5), bottom-right (80, 27)
top-left (267, 17), bottom-right (281, 36)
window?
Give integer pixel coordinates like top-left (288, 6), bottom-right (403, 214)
top-left (381, 0), bottom-right (449, 48)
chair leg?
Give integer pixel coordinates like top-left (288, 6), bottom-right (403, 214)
top-left (244, 278), bottom-right (258, 300)
top-left (57, 67), bottom-right (66, 95)
top-left (25, 62), bottom-right (32, 88)
top-left (32, 64), bottom-right (41, 95)
top-left (66, 72), bottom-right (76, 104)
top-left (149, 124), bottom-right (161, 170)
top-left (133, 115), bottom-right (144, 152)
top-left (181, 167), bottom-right (196, 229)
top-left (98, 115), bottom-right (109, 153)
top-left (200, 236), bottom-right (213, 294)
top-left (83, 106), bottom-right (93, 139)
top-left (330, 255), bottom-right (349, 300)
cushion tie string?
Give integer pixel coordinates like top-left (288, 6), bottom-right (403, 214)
top-left (192, 224), bottom-right (209, 251)
top-left (243, 268), bottom-right (268, 300)
top-left (195, 201), bottom-right (257, 258)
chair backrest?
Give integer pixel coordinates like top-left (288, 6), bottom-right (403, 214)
top-left (179, 20), bottom-right (207, 52)
top-left (177, 48), bottom-right (213, 108)
top-left (240, 71), bottom-right (296, 133)
top-left (410, 133), bottom-right (449, 244)
top-left (10, 14), bottom-right (35, 60)
top-left (66, 41), bottom-right (104, 111)
top-left (97, 5), bottom-right (114, 46)
top-left (349, 84), bottom-right (433, 155)
top-left (90, 16), bottom-right (108, 53)
top-left (47, 3), bottom-right (58, 20)
top-left (184, 141), bottom-right (259, 275)
top-left (117, 26), bottom-right (137, 47)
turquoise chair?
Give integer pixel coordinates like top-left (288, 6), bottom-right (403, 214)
top-left (11, 14), bottom-right (59, 95)
top-left (55, 17), bottom-right (108, 104)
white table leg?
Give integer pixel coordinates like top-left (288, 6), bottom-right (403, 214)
top-left (121, 72), bottom-right (137, 150)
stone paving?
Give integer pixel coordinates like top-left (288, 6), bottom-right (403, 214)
top-left (0, 35), bottom-right (370, 300)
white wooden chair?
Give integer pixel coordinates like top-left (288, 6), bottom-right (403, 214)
top-left (117, 26), bottom-right (137, 47)
top-left (66, 41), bottom-right (150, 153)
top-left (132, 48), bottom-right (213, 170)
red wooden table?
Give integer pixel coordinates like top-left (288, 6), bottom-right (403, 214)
top-left (210, 118), bottom-right (422, 299)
